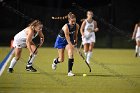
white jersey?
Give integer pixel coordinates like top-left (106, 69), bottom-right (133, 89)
top-left (84, 19), bottom-right (95, 35)
top-left (13, 28), bottom-right (38, 48)
top-left (82, 19), bottom-right (96, 44)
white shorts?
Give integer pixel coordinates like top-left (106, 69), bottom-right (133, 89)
top-left (82, 32), bottom-right (96, 45)
top-left (136, 31), bottom-right (140, 41)
top-left (13, 38), bottom-right (26, 48)
top-left (136, 38), bottom-right (140, 42)
top-left (136, 33), bottom-right (140, 42)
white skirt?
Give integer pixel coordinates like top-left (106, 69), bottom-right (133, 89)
top-left (82, 32), bottom-right (96, 45)
top-left (136, 38), bottom-right (140, 42)
top-left (136, 32), bottom-right (140, 42)
top-left (13, 36), bottom-right (26, 48)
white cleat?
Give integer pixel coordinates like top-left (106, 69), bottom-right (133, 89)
top-left (87, 60), bottom-right (90, 64)
top-left (68, 71), bottom-right (75, 76)
top-left (52, 63), bottom-right (57, 70)
top-left (138, 53), bottom-right (140, 57)
top-left (52, 59), bottom-right (57, 70)
top-left (87, 61), bottom-right (90, 64)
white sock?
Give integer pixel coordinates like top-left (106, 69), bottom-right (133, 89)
top-left (27, 54), bottom-right (36, 67)
top-left (9, 57), bottom-right (17, 68)
top-left (138, 47), bottom-right (140, 56)
top-left (87, 51), bottom-right (92, 64)
top-left (84, 52), bottom-right (88, 58)
top-left (135, 45), bottom-right (138, 53)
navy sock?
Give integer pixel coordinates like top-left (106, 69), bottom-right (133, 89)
top-left (68, 58), bottom-right (74, 73)
top-left (54, 58), bottom-right (60, 64)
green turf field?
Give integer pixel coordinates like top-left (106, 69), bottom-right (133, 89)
top-left (0, 47), bottom-right (140, 93)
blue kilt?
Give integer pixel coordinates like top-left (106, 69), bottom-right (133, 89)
top-left (54, 35), bottom-right (68, 49)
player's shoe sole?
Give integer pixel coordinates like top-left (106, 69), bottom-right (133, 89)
top-left (87, 61), bottom-right (90, 64)
top-left (8, 68), bottom-right (14, 73)
top-left (135, 53), bottom-right (138, 57)
top-left (52, 59), bottom-right (57, 70)
top-left (26, 66), bottom-right (37, 72)
top-left (68, 71), bottom-right (75, 76)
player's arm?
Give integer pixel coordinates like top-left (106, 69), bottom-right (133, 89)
top-left (63, 24), bottom-right (73, 47)
top-left (80, 20), bottom-right (86, 37)
top-left (74, 23), bottom-right (79, 45)
top-left (38, 30), bottom-right (44, 47)
top-left (26, 29), bottom-right (34, 54)
top-left (132, 24), bottom-right (138, 40)
top-left (94, 20), bottom-right (99, 32)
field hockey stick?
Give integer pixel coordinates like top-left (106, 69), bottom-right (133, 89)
top-left (79, 42), bottom-right (83, 51)
top-left (75, 46), bottom-right (91, 72)
top-left (27, 44), bottom-right (40, 64)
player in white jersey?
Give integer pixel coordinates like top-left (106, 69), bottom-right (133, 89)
top-left (80, 10), bottom-right (99, 64)
top-left (8, 20), bottom-right (44, 73)
top-left (132, 22), bottom-right (140, 57)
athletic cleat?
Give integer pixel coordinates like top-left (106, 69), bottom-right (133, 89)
top-left (8, 68), bottom-right (14, 73)
top-left (87, 61), bottom-right (90, 64)
top-left (52, 63), bottom-right (57, 70)
top-left (135, 53), bottom-right (138, 57)
top-left (68, 71), bottom-right (75, 76)
top-left (138, 53), bottom-right (140, 57)
top-left (52, 59), bottom-right (57, 70)
top-left (26, 66), bottom-right (37, 72)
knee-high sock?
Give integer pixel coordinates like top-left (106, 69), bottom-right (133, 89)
top-left (27, 54), bottom-right (36, 67)
top-left (87, 51), bottom-right (92, 64)
top-left (54, 58), bottom-right (60, 64)
top-left (135, 45), bottom-right (138, 53)
top-left (84, 52), bottom-right (88, 58)
top-left (68, 58), bottom-right (74, 73)
top-left (9, 57), bottom-right (17, 68)
top-left (138, 46), bottom-right (140, 56)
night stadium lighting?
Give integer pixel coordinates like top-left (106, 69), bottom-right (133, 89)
top-left (52, 15), bottom-right (68, 20)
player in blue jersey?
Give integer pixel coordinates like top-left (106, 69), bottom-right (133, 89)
top-left (52, 12), bottom-right (79, 76)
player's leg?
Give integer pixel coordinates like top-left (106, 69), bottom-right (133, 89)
top-left (87, 42), bottom-right (94, 64)
top-left (82, 36), bottom-right (89, 57)
top-left (136, 40), bottom-right (140, 57)
top-left (135, 40), bottom-right (139, 57)
top-left (8, 48), bottom-right (22, 73)
top-left (83, 43), bottom-right (89, 58)
top-left (135, 42), bottom-right (138, 57)
top-left (52, 48), bottom-right (65, 70)
top-left (86, 33), bottom-right (96, 63)
top-left (66, 45), bottom-right (75, 76)
top-left (26, 42), bottom-right (37, 72)
top-left (84, 43), bottom-right (90, 62)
